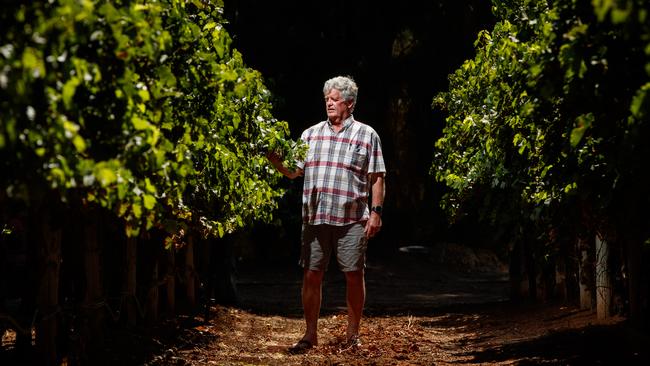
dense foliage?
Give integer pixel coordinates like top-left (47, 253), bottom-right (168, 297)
top-left (0, 0), bottom-right (305, 240)
top-left (433, 0), bottom-right (649, 247)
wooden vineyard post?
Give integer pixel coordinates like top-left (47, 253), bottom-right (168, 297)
top-left (36, 211), bottom-right (62, 366)
top-left (83, 213), bottom-right (104, 354)
top-left (595, 233), bottom-right (611, 319)
top-left (146, 260), bottom-right (159, 324)
top-left (199, 238), bottom-right (213, 321)
top-left (125, 237), bottom-right (137, 327)
top-left (509, 240), bottom-right (525, 301)
top-left (185, 235), bottom-right (196, 310)
top-left (555, 256), bottom-right (567, 301)
top-left (625, 235), bottom-right (643, 325)
top-left (166, 248), bottom-right (175, 317)
top-left (578, 237), bottom-right (593, 310)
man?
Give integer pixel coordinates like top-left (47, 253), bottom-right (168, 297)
top-left (267, 75), bottom-right (386, 353)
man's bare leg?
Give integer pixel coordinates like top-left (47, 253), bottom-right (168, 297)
top-left (301, 269), bottom-right (324, 345)
top-left (344, 269), bottom-right (365, 340)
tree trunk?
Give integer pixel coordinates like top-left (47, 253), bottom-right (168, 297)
top-left (625, 235), bottom-right (643, 325)
top-left (200, 238), bottom-right (213, 321)
top-left (35, 211), bottom-right (62, 366)
top-left (185, 236), bottom-right (196, 310)
top-left (538, 260), bottom-right (555, 302)
top-left (555, 256), bottom-right (567, 301)
top-left (525, 237), bottom-right (537, 301)
top-left (596, 233), bottom-right (611, 319)
top-left (386, 82), bottom-right (412, 217)
top-left (563, 238), bottom-right (581, 305)
top-left (82, 213), bottom-right (104, 355)
top-left (146, 260), bottom-right (159, 324)
top-left (509, 240), bottom-right (526, 300)
top-left (166, 248), bottom-right (175, 317)
top-left (125, 237), bottom-right (137, 327)
top-left (578, 237), bottom-right (594, 310)
top-left (213, 238), bottom-right (238, 306)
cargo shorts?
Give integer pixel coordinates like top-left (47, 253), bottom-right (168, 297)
top-left (300, 222), bottom-right (368, 272)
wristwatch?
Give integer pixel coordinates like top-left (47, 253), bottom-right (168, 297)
top-left (371, 206), bottom-right (383, 216)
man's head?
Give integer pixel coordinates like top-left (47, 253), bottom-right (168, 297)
top-left (323, 76), bottom-right (358, 122)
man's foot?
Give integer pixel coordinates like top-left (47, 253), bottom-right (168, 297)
top-left (287, 339), bottom-right (314, 354)
top-left (341, 335), bottom-right (361, 350)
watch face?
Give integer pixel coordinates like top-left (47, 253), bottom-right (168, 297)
top-left (372, 206), bottom-right (382, 214)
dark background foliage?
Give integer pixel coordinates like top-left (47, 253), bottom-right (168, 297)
top-left (223, 0), bottom-right (495, 259)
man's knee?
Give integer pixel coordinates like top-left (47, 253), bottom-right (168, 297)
top-left (304, 269), bottom-right (324, 287)
top-left (344, 270), bottom-right (364, 285)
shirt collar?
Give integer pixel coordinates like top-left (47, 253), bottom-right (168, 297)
top-left (327, 115), bottom-right (354, 132)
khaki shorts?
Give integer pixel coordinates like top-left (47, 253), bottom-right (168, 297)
top-left (300, 222), bottom-right (368, 272)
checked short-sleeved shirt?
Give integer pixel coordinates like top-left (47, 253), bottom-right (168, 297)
top-left (297, 116), bottom-right (386, 226)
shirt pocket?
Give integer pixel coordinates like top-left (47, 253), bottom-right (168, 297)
top-left (345, 144), bottom-right (368, 173)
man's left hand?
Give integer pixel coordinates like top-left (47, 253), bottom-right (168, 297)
top-left (365, 212), bottom-right (382, 238)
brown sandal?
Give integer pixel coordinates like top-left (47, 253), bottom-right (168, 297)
top-left (288, 339), bottom-right (313, 354)
top-left (341, 335), bottom-right (361, 350)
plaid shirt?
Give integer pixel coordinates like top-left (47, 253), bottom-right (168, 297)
top-left (297, 116), bottom-right (386, 225)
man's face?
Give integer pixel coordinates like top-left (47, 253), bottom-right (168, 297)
top-left (325, 89), bottom-right (353, 123)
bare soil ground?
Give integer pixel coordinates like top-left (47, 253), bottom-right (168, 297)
top-left (140, 251), bottom-right (650, 365)
top-left (144, 301), bottom-right (645, 366)
top-left (3, 250), bottom-right (649, 365)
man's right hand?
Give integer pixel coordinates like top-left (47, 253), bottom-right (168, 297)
top-left (266, 151), bottom-right (303, 179)
top-left (266, 151), bottom-right (282, 164)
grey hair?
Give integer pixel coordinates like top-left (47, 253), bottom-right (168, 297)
top-left (323, 76), bottom-right (358, 105)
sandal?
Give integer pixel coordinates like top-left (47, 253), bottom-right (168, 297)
top-left (341, 335), bottom-right (362, 350)
top-left (288, 339), bottom-right (314, 354)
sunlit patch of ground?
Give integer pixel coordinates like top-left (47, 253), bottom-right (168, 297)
top-left (141, 302), bottom-right (647, 366)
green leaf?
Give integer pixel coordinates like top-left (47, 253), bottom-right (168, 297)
top-left (570, 113), bottom-right (594, 147)
top-left (62, 77), bottom-right (81, 109)
top-left (132, 116), bottom-right (150, 130)
top-left (630, 83), bottom-right (650, 118)
top-left (144, 177), bottom-right (157, 194)
top-left (157, 65), bottom-right (177, 87)
top-left (217, 222), bottom-right (224, 237)
top-left (593, 0), bottom-right (614, 22)
top-left (72, 135), bottom-right (86, 153)
top-left (143, 193), bottom-right (156, 209)
top-left (96, 167), bottom-right (117, 186)
top-left (132, 203), bottom-right (142, 219)
top-left (220, 70), bottom-right (238, 81)
top-left (563, 182), bottom-right (577, 193)
top-left (117, 183), bottom-right (127, 200)
top-left (21, 47), bottom-right (45, 78)
top-left (138, 89), bottom-right (150, 102)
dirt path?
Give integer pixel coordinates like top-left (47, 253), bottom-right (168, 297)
top-left (139, 252), bottom-right (649, 365)
top-left (147, 302), bottom-right (644, 366)
top-left (3, 248), bottom-right (648, 365)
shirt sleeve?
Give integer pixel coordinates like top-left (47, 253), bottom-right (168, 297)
top-left (368, 131), bottom-right (386, 174)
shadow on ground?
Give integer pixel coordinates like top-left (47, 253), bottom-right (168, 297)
top-left (458, 321), bottom-right (650, 365)
top-left (234, 247), bottom-right (510, 317)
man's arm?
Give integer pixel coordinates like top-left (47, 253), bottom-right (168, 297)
top-left (370, 173), bottom-right (385, 208)
top-left (365, 172), bottom-right (385, 238)
top-left (267, 152), bottom-right (304, 179)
